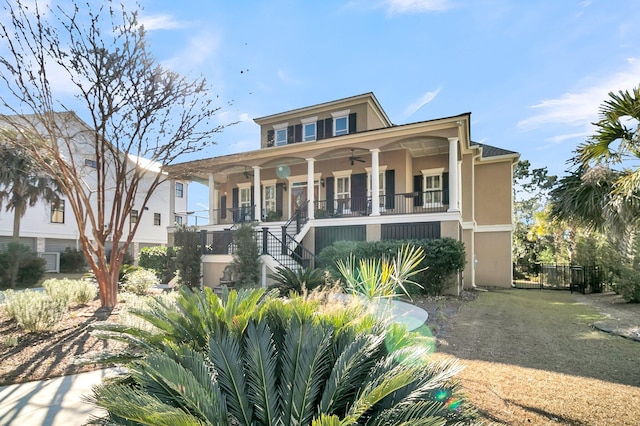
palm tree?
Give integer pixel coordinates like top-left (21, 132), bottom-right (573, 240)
top-left (0, 140), bottom-right (61, 241)
top-left (88, 287), bottom-right (472, 425)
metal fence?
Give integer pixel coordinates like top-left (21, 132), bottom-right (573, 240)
top-left (513, 263), bottom-right (604, 294)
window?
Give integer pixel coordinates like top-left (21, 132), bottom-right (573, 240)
top-left (174, 215), bottom-right (183, 225)
top-left (367, 171), bottom-right (386, 203)
top-left (422, 169), bottom-right (443, 206)
top-left (130, 209), bottom-right (138, 224)
top-left (154, 213), bottom-right (161, 226)
top-left (273, 123), bottom-right (289, 146)
top-left (175, 182), bottom-right (184, 198)
top-left (264, 184), bottom-right (276, 214)
top-left (84, 158), bottom-right (97, 168)
top-left (51, 200), bottom-right (65, 223)
top-left (303, 122), bottom-right (316, 141)
top-left (336, 176), bottom-right (350, 212)
top-left (334, 116), bottom-right (348, 136)
top-left (332, 110), bottom-right (351, 136)
top-left (240, 186), bottom-right (252, 219)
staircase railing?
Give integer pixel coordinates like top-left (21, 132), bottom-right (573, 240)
top-left (258, 227), bottom-right (317, 270)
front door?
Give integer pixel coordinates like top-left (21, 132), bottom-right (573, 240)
top-left (290, 181), bottom-right (319, 219)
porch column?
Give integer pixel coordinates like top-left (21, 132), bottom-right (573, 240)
top-left (306, 158), bottom-right (315, 220)
top-left (253, 166), bottom-right (261, 221)
top-left (370, 148), bottom-right (380, 216)
top-left (208, 174), bottom-right (216, 225)
top-left (448, 137), bottom-right (460, 212)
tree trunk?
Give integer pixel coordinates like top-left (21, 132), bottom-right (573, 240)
top-left (11, 203), bottom-right (22, 242)
top-left (94, 265), bottom-right (119, 308)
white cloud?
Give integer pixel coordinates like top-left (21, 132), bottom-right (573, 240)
top-left (546, 131), bottom-right (592, 144)
top-left (277, 70), bottom-right (302, 86)
top-left (403, 88), bottom-right (441, 117)
top-left (139, 14), bottom-right (186, 31)
top-left (518, 58), bottom-right (640, 130)
top-left (161, 30), bottom-right (220, 71)
top-left (380, 0), bottom-right (452, 15)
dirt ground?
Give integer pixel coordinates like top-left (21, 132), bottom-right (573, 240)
top-left (414, 289), bottom-right (640, 426)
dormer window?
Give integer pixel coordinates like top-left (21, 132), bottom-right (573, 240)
top-left (273, 122), bottom-right (288, 146)
top-left (331, 110), bottom-right (350, 136)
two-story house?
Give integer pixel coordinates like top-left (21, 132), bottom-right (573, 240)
top-left (167, 93), bottom-right (519, 292)
top-left (0, 112), bottom-right (188, 271)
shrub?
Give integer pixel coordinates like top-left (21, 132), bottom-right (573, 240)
top-left (59, 247), bottom-right (87, 273)
top-left (89, 287), bottom-right (473, 425)
top-left (319, 238), bottom-right (466, 295)
top-left (267, 266), bottom-right (327, 296)
top-left (43, 278), bottom-right (98, 306)
top-left (231, 223), bottom-right (260, 288)
top-left (121, 268), bottom-right (159, 295)
top-left (138, 246), bottom-right (175, 283)
top-left (3, 289), bottom-right (67, 332)
top-left (615, 264), bottom-right (640, 303)
top-left (0, 243), bottom-right (46, 289)
top-left (173, 225), bottom-right (202, 289)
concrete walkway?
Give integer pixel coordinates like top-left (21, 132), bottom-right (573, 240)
top-left (0, 300), bottom-right (428, 426)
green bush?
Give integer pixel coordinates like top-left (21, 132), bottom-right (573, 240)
top-left (231, 223), bottom-right (260, 288)
top-left (0, 243), bottom-right (46, 289)
top-left (43, 278), bottom-right (97, 306)
top-left (59, 247), bottom-right (87, 273)
top-left (267, 266), bottom-right (327, 296)
top-left (138, 246), bottom-right (175, 283)
top-left (173, 225), bottom-right (202, 289)
top-left (318, 238), bottom-right (466, 295)
top-left (88, 288), bottom-right (473, 425)
top-left (121, 268), bottom-right (159, 295)
top-left (3, 289), bottom-right (67, 332)
top-left (615, 264), bottom-right (640, 303)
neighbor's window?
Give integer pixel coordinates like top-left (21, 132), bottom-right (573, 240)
top-left (175, 182), bottom-right (184, 198)
top-left (154, 213), bottom-right (161, 226)
top-left (51, 200), bottom-right (65, 223)
top-left (174, 215), bottom-right (183, 225)
top-left (84, 158), bottom-right (97, 168)
top-left (130, 209), bottom-right (138, 224)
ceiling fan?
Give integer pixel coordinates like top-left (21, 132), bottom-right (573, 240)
top-left (348, 149), bottom-right (366, 166)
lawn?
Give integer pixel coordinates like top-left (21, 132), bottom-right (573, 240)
top-left (428, 289), bottom-right (640, 425)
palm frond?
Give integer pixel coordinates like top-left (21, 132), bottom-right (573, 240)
top-left (280, 316), bottom-right (334, 426)
top-left (244, 320), bottom-right (280, 425)
top-left (209, 328), bottom-right (253, 425)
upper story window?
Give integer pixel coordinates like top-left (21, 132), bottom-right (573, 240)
top-left (84, 158), bottom-right (97, 168)
top-left (51, 200), bottom-right (65, 223)
top-left (273, 122), bottom-right (289, 146)
top-left (422, 168), bottom-right (444, 206)
top-left (175, 182), bottom-right (184, 198)
top-left (130, 209), bottom-right (139, 224)
top-left (331, 110), bottom-right (351, 136)
top-left (301, 116), bottom-right (317, 142)
top-left (154, 213), bottom-right (161, 226)
top-left (174, 215), bottom-right (183, 225)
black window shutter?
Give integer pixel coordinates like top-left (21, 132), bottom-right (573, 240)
top-left (220, 195), bottom-right (227, 219)
top-left (276, 183), bottom-right (284, 218)
top-left (326, 177), bottom-right (334, 215)
top-left (442, 172), bottom-right (449, 205)
top-left (413, 175), bottom-right (422, 207)
top-left (351, 173), bottom-right (367, 212)
top-left (267, 130), bottom-right (274, 147)
top-left (317, 119), bottom-right (325, 140)
top-left (287, 126), bottom-right (294, 144)
top-left (348, 112), bottom-right (357, 134)
top-left (385, 170), bottom-right (395, 209)
top-left (232, 188), bottom-right (239, 222)
top-left (324, 118), bottom-right (333, 138)
top-left (294, 124), bottom-right (302, 143)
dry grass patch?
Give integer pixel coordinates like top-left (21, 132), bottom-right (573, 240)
top-left (433, 289), bottom-right (640, 425)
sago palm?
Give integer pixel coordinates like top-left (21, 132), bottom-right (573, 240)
top-left (88, 287), bottom-right (472, 425)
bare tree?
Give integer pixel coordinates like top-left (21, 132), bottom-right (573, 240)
top-left (0, 0), bottom-right (228, 307)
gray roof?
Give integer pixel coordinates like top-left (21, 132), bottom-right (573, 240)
top-left (472, 142), bottom-right (518, 158)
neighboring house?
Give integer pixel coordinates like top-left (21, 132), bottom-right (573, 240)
top-left (0, 112), bottom-right (188, 271)
top-left (167, 93), bottom-right (519, 292)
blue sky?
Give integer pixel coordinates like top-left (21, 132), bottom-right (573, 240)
top-left (16, 1), bottom-right (640, 211)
